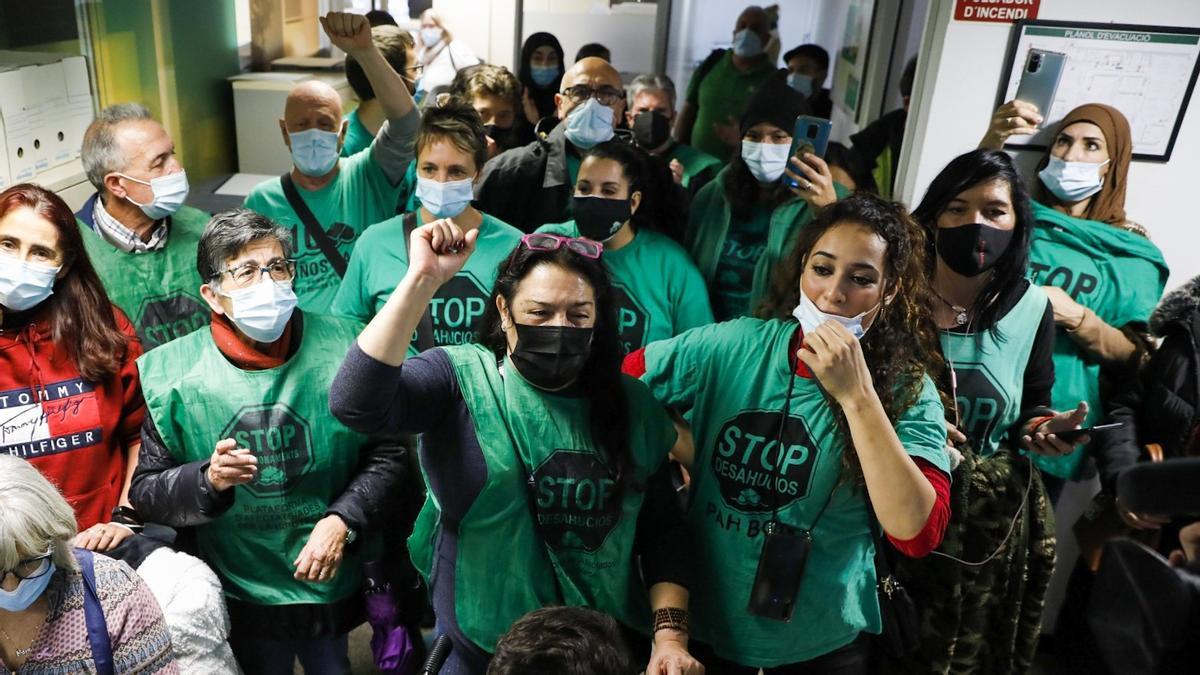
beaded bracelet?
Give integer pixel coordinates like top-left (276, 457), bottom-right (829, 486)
top-left (653, 607), bottom-right (690, 634)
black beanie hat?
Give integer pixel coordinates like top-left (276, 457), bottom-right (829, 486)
top-left (739, 70), bottom-right (811, 136)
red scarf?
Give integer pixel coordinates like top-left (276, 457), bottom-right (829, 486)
top-left (209, 313), bottom-right (293, 370)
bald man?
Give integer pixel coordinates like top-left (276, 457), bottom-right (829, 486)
top-left (243, 11), bottom-right (419, 314)
top-left (474, 57), bottom-right (628, 233)
top-left (675, 5), bottom-right (776, 161)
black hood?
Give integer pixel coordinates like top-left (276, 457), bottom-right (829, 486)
top-left (1150, 274), bottom-right (1200, 337)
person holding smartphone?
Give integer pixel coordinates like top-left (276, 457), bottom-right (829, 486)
top-left (626, 193), bottom-right (952, 673)
top-left (886, 149), bottom-right (1089, 673)
top-left (329, 225), bottom-right (702, 675)
top-left (980, 102), bottom-right (1168, 496)
top-left (686, 75), bottom-right (846, 321)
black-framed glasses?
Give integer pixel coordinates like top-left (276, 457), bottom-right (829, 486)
top-left (520, 233), bottom-right (603, 259)
top-left (217, 258), bottom-right (296, 289)
top-left (560, 84), bottom-right (624, 107)
top-left (0, 550), bottom-right (52, 584)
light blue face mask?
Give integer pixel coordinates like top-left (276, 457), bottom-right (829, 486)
top-left (787, 72), bottom-right (814, 98)
top-left (416, 175), bottom-right (475, 219)
top-left (792, 288), bottom-right (880, 340)
top-left (0, 256), bottom-right (60, 312)
top-left (288, 127), bottom-right (342, 177)
top-left (1038, 155), bottom-right (1109, 203)
top-left (563, 98), bottom-right (615, 150)
top-left (530, 65), bottom-right (559, 88)
top-left (0, 559), bottom-right (55, 612)
top-left (732, 29), bottom-right (764, 58)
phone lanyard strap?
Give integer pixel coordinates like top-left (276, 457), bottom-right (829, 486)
top-left (767, 369), bottom-right (839, 535)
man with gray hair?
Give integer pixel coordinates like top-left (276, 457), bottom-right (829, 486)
top-left (130, 208), bottom-right (403, 673)
top-left (244, 11), bottom-right (420, 315)
top-left (626, 73), bottom-right (721, 194)
top-left (75, 102), bottom-right (210, 350)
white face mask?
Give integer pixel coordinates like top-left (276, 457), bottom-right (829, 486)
top-left (741, 140), bottom-right (790, 183)
top-left (421, 27), bottom-right (443, 48)
top-left (118, 169), bottom-right (190, 220)
top-left (0, 256), bottom-right (60, 311)
top-left (220, 278), bottom-right (298, 343)
top-left (1038, 156), bottom-right (1110, 203)
top-left (791, 287), bottom-right (880, 340)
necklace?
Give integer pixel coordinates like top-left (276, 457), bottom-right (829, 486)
top-left (933, 288), bottom-right (970, 326)
top-left (0, 623), bottom-right (37, 658)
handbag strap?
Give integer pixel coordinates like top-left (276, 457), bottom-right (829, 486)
top-left (280, 172), bottom-right (348, 278)
top-left (75, 548), bottom-right (114, 675)
top-left (401, 211), bottom-right (436, 352)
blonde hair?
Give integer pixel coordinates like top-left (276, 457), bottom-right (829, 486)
top-left (0, 455), bottom-right (81, 572)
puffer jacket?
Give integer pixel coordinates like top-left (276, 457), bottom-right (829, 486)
top-left (1094, 274), bottom-right (1200, 492)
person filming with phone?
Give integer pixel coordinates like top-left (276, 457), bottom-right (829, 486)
top-left (686, 76), bottom-right (845, 321)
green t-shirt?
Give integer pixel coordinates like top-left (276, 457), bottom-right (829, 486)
top-left (710, 203), bottom-right (771, 321)
top-left (685, 51), bottom-right (775, 160)
top-left (1025, 200), bottom-right (1168, 479)
top-left (341, 108), bottom-right (374, 157)
top-left (243, 151), bottom-right (406, 315)
top-left (640, 318), bottom-right (950, 666)
top-left (667, 143), bottom-right (724, 188)
top-left (331, 210), bottom-right (522, 354)
top-left (537, 222), bottom-right (714, 352)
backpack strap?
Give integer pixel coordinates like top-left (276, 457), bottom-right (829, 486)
top-left (75, 549), bottom-right (114, 675)
top-left (692, 49), bottom-right (727, 95)
top-left (280, 172), bottom-right (349, 278)
top-left (401, 211), bottom-right (436, 353)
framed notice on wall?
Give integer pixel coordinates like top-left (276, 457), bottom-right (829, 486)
top-left (833, 0), bottom-right (876, 118)
top-left (997, 20), bottom-right (1200, 161)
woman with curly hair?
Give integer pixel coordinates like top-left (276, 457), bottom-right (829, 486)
top-left (625, 193), bottom-right (952, 673)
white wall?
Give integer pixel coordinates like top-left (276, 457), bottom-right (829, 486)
top-left (900, 0), bottom-right (1200, 290)
top-left (431, 0), bottom-right (518, 69)
top-left (521, 0), bottom-right (658, 78)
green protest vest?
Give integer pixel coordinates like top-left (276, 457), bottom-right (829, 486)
top-left (536, 221), bottom-right (714, 353)
top-left (138, 313), bottom-right (368, 605)
top-left (641, 318), bottom-right (950, 666)
top-left (1027, 201), bottom-right (1168, 478)
top-left (686, 171), bottom-right (850, 315)
top-left (407, 343), bottom-right (674, 652)
top-left (940, 284), bottom-right (1048, 457)
top-left (79, 205), bottom-right (209, 349)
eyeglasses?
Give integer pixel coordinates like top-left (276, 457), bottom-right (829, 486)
top-left (216, 258), bottom-right (296, 289)
top-left (0, 550), bottom-right (52, 584)
top-left (560, 84), bottom-right (624, 107)
top-left (520, 233), bottom-right (603, 259)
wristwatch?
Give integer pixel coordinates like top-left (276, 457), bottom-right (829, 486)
top-left (344, 526), bottom-right (358, 546)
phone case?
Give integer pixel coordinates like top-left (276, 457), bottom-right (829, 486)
top-left (1014, 48), bottom-right (1067, 122)
top-left (783, 116), bottom-right (832, 189)
top-left (747, 525), bottom-right (812, 621)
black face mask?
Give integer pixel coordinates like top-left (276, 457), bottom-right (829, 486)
top-left (509, 323), bottom-right (594, 391)
top-left (632, 111), bottom-right (673, 150)
top-left (573, 195), bottom-right (632, 242)
top-left (936, 222), bottom-right (1014, 277)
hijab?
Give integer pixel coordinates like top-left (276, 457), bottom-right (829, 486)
top-left (1035, 103), bottom-right (1132, 226)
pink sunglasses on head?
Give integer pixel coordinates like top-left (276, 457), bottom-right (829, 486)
top-left (519, 233), bottom-right (604, 259)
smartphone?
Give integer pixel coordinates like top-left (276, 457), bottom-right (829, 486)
top-left (1052, 422), bottom-right (1125, 444)
top-left (747, 524), bottom-right (811, 621)
top-left (1014, 48), bottom-right (1067, 124)
top-left (782, 116), bottom-right (832, 189)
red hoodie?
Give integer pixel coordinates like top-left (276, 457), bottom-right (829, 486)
top-left (0, 305), bottom-right (144, 531)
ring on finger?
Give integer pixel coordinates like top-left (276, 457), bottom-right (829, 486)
top-left (802, 180), bottom-right (813, 191)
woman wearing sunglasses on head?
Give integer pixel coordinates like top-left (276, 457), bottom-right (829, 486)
top-left (538, 140), bottom-right (713, 354)
top-left (624, 194), bottom-right (951, 673)
top-left (330, 228), bottom-right (703, 675)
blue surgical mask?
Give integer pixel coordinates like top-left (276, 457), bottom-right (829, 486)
top-left (792, 288), bottom-right (878, 340)
top-left (288, 128), bottom-right (342, 177)
top-left (563, 98), bottom-right (615, 150)
top-left (0, 560), bottom-right (55, 612)
top-left (421, 27), bottom-right (442, 48)
top-left (1038, 155), bottom-right (1109, 203)
top-left (530, 65), bottom-right (559, 88)
top-left (741, 140), bottom-right (790, 183)
top-left (787, 72), bottom-right (814, 98)
top-left (416, 176), bottom-right (475, 219)
top-left (118, 169), bottom-right (190, 220)
top-left (221, 278), bottom-right (297, 344)
top-left (0, 256), bottom-right (60, 312)
top-left (732, 29), bottom-right (764, 58)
